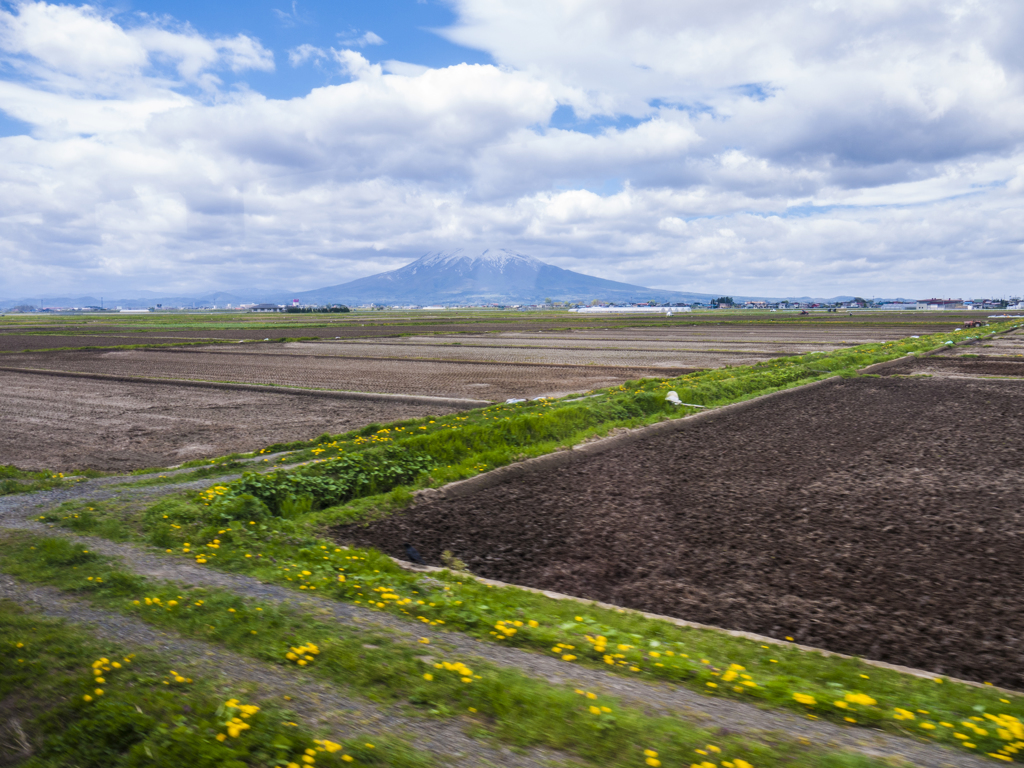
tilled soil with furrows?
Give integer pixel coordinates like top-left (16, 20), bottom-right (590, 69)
top-left (337, 377), bottom-right (1024, 687)
top-left (0, 370), bottom-right (462, 470)
top-left (880, 356), bottom-right (1024, 377)
top-left (1, 349), bottom-right (684, 400)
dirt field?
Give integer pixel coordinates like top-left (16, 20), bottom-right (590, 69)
top-left (337, 376), bottom-right (1024, 687)
top-left (884, 357), bottom-right (1024, 376)
top-left (0, 312), bottom-right (987, 354)
top-left (0, 349), bottom-right (691, 400)
top-left (0, 312), bottom-right (1008, 471)
top-left (0, 371), bottom-right (461, 471)
top-left (200, 340), bottom-right (786, 368)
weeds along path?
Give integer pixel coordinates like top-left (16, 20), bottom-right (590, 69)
top-left (0, 450), bottom-right (310, 510)
top-left (0, 574), bottom-right (558, 768)
top-left (0, 490), bottom-right (988, 768)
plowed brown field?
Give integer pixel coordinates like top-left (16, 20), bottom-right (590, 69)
top-left (0, 349), bottom-right (691, 400)
top-left (337, 376), bottom-right (1024, 688)
top-left (0, 370), bottom-right (461, 470)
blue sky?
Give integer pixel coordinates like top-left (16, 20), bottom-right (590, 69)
top-left (1, 0), bottom-right (1023, 299)
top-left (119, 0), bottom-right (493, 99)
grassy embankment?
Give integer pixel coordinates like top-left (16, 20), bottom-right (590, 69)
top-left (0, 458), bottom-right (251, 496)
top-left (19, 320), bottom-right (1024, 764)
top-left (1, 533), bottom-right (899, 768)
top-left (0, 569), bottom-right (430, 767)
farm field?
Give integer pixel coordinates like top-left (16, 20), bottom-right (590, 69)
top-left (0, 370), bottom-right (462, 471)
top-left (0, 308), bottom-right (996, 353)
top-left (884, 327), bottom-right (1024, 376)
top-left (885, 357), bottom-right (1024, 377)
top-left (180, 337), bottom-right (817, 367)
top-left (0, 348), bottom-right (689, 400)
top-left (4, 320), bottom-right (1024, 768)
top-left (337, 374), bottom-right (1024, 688)
top-left (0, 310), bottom-right (1016, 471)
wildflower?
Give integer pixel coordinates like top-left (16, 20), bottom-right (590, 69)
top-left (845, 693), bottom-right (876, 706)
top-left (423, 673), bottom-right (433, 681)
top-left (793, 693), bottom-right (816, 705)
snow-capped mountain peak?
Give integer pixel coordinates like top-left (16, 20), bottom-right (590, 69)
top-left (413, 249), bottom-right (543, 273)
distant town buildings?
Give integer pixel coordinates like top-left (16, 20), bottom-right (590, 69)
top-left (916, 299), bottom-right (963, 310)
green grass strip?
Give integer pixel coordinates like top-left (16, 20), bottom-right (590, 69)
top-left (23, 506), bottom-right (1024, 764)
top-left (1, 532), bottom-right (906, 768)
top-left (0, 592), bottom-right (430, 767)
top-left (0, 465), bottom-right (106, 496)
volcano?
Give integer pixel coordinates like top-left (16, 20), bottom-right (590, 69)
top-left (290, 249), bottom-right (696, 305)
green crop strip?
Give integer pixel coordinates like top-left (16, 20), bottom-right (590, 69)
top-left (0, 590), bottom-right (431, 768)
top-left (0, 533), bottom-right (902, 768)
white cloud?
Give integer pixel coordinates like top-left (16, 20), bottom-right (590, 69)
top-left (337, 29), bottom-right (386, 48)
top-left (289, 43), bottom-right (326, 67)
top-left (358, 31), bottom-right (384, 46)
top-left (0, 0), bottom-right (1023, 299)
top-left (0, 2), bottom-right (272, 96)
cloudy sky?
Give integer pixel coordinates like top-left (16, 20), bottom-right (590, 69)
top-left (1, 0), bottom-right (1022, 299)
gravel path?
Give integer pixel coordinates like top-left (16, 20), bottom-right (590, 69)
top-left (0, 482), bottom-right (991, 768)
top-left (0, 574), bottom-right (564, 768)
